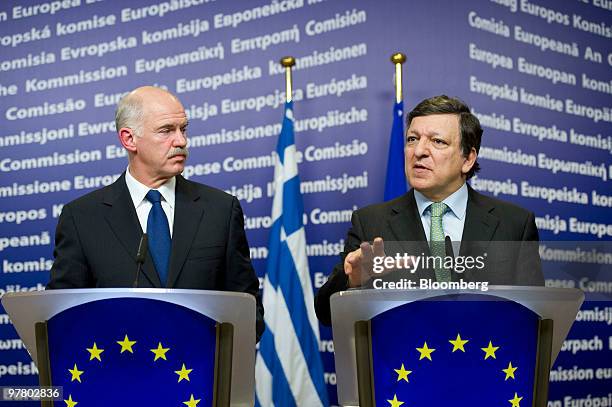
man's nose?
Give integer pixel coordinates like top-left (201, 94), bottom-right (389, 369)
top-left (413, 138), bottom-right (429, 157)
top-left (173, 129), bottom-right (187, 147)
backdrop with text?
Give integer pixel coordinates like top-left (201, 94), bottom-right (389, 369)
top-left (0, 0), bottom-right (610, 404)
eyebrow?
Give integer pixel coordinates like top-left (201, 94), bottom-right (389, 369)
top-left (406, 130), bottom-right (444, 137)
top-left (155, 120), bottom-right (189, 131)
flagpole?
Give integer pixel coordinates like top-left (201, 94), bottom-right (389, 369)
top-left (280, 56), bottom-right (295, 102)
top-left (391, 52), bottom-right (406, 103)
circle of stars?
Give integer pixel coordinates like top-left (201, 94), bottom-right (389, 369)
top-left (386, 333), bottom-right (523, 406)
top-left (63, 334), bottom-right (203, 406)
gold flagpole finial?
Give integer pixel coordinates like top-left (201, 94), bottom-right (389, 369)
top-left (390, 52), bottom-right (406, 103)
top-left (280, 56), bottom-right (296, 103)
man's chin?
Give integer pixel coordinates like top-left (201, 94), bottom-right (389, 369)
top-left (407, 176), bottom-right (432, 190)
top-left (166, 163), bottom-right (185, 176)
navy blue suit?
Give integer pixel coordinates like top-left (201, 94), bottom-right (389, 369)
top-left (48, 173), bottom-right (264, 339)
top-left (314, 186), bottom-right (544, 325)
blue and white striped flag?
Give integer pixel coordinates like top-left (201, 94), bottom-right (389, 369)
top-left (255, 101), bottom-right (329, 407)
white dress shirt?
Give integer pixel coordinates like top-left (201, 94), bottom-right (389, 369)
top-left (124, 167), bottom-right (176, 237)
top-left (413, 183), bottom-right (468, 255)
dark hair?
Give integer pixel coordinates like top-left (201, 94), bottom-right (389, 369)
top-left (407, 95), bottom-right (482, 179)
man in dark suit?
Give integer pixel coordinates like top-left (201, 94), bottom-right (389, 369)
top-left (315, 95), bottom-right (544, 325)
top-left (47, 86), bottom-right (263, 339)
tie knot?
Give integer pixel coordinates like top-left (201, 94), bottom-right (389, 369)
top-left (429, 202), bottom-right (448, 217)
top-left (146, 190), bottom-right (163, 204)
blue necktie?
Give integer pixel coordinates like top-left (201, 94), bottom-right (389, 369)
top-left (145, 190), bottom-right (171, 286)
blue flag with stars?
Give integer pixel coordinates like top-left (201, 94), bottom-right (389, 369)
top-left (46, 298), bottom-right (217, 407)
top-left (255, 101), bottom-right (329, 407)
top-left (370, 294), bottom-right (539, 406)
top-left (384, 101), bottom-right (407, 201)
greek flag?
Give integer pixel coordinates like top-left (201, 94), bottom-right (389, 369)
top-left (384, 101), bottom-right (407, 201)
top-left (255, 101), bottom-right (329, 407)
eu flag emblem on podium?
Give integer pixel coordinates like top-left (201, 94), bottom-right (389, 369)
top-left (370, 294), bottom-right (539, 406)
top-left (46, 298), bottom-right (217, 406)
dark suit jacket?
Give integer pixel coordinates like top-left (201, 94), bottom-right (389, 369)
top-left (314, 186), bottom-right (544, 325)
top-left (47, 173), bottom-right (264, 339)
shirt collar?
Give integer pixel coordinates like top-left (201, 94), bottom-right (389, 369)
top-left (124, 167), bottom-right (176, 209)
top-left (414, 182), bottom-right (468, 220)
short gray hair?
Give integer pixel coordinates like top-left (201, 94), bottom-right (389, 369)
top-left (115, 92), bottom-right (144, 136)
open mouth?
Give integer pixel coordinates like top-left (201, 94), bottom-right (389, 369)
top-left (413, 163), bottom-right (430, 171)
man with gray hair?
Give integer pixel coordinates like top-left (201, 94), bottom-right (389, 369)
top-left (48, 86), bottom-right (264, 339)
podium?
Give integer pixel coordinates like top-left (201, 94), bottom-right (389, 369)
top-left (2, 288), bottom-right (257, 407)
top-left (330, 286), bottom-right (584, 407)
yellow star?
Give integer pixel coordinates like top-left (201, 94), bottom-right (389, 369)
top-left (175, 363), bottom-right (193, 382)
top-left (394, 363), bottom-right (412, 382)
top-left (481, 341), bottom-right (499, 360)
top-left (416, 341), bottom-right (436, 361)
top-left (449, 333), bottom-right (469, 352)
top-left (387, 394), bottom-right (404, 407)
top-left (183, 394), bottom-right (201, 407)
top-left (502, 361), bottom-right (518, 380)
top-left (117, 334), bottom-right (136, 353)
top-left (150, 342), bottom-right (170, 361)
top-left (509, 392), bottom-right (523, 407)
top-left (86, 342), bottom-right (104, 361)
top-left (68, 363), bottom-right (84, 383)
top-left (64, 394), bottom-right (78, 407)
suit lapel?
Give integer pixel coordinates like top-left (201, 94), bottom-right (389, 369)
top-left (166, 176), bottom-right (205, 288)
top-left (387, 191), bottom-right (431, 280)
top-left (460, 186), bottom-right (500, 246)
top-left (384, 187), bottom-right (500, 282)
top-left (460, 186), bottom-right (499, 282)
top-left (103, 174), bottom-right (161, 287)
top-left (387, 191), bottom-right (428, 243)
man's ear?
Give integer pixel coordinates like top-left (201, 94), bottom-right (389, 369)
top-left (462, 147), bottom-right (477, 175)
top-left (118, 128), bottom-right (137, 153)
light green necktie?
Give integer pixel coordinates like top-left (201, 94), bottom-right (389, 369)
top-left (429, 202), bottom-right (450, 282)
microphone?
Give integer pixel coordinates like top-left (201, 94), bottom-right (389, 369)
top-left (133, 233), bottom-right (148, 288)
top-left (444, 235), bottom-right (453, 257)
top-left (445, 236), bottom-right (455, 276)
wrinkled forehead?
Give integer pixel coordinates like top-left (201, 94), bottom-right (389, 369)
top-left (407, 114), bottom-right (460, 137)
top-left (142, 96), bottom-right (187, 125)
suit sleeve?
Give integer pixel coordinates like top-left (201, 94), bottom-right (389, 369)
top-left (516, 211), bottom-right (545, 286)
top-left (314, 210), bottom-right (366, 326)
top-left (225, 196), bottom-right (265, 341)
top-left (47, 205), bottom-right (94, 289)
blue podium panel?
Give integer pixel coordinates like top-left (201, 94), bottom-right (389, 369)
top-left (46, 298), bottom-right (217, 407)
top-left (371, 294), bottom-right (540, 406)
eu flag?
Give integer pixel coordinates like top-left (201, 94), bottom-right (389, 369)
top-left (384, 101), bottom-right (407, 201)
top-left (47, 298), bottom-right (217, 406)
top-left (371, 294), bottom-right (539, 406)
